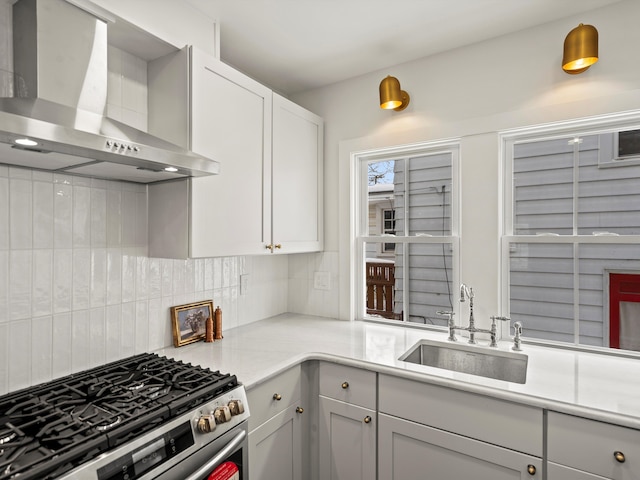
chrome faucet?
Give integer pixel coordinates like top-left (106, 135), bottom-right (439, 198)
top-left (438, 285), bottom-right (514, 347)
top-left (459, 284), bottom-right (477, 343)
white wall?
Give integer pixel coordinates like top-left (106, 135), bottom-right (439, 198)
top-left (292, 0), bottom-right (640, 324)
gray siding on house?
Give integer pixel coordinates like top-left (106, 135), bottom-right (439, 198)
top-left (393, 153), bottom-right (453, 324)
top-left (510, 133), bottom-right (640, 347)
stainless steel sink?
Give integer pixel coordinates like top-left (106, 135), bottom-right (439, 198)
top-left (399, 339), bottom-right (528, 384)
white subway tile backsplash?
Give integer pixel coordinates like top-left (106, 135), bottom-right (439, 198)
top-left (51, 313), bottom-right (72, 379)
top-left (53, 249), bottom-right (73, 313)
top-left (32, 249), bottom-right (53, 317)
top-left (91, 249), bottom-right (107, 308)
top-left (10, 178), bottom-right (33, 249)
top-left (121, 191), bottom-right (137, 246)
top-left (33, 181), bottom-right (54, 249)
top-left (31, 315), bottom-right (53, 385)
top-left (106, 249), bottom-right (122, 305)
top-left (0, 323), bottom-right (7, 394)
top-left (121, 251), bottom-right (136, 303)
top-left (161, 258), bottom-right (173, 297)
top-left (172, 260), bottom-right (186, 296)
top-left (9, 320), bottom-right (31, 391)
top-left (72, 186), bottom-right (91, 248)
top-left (54, 183), bottom-right (73, 248)
top-left (184, 259), bottom-right (195, 294)
top-left (135, 256), bottom-right (149, 301)
top-left (135, 300), bottom-right (149, 354)
top-left (105, 304), bottom-right (121, 362)
top-left (3, 170), bottom-right (300, 394)
top-left (213, 257), bottom-right (222, 290)
top-left (9, 250), bottom-right (32, 320)
top-left (72, 249), bottom-right (91, 310)
top-left (0, 252), bottom-right (6, 324)
top-left (120, 302), bottom-right (136, 357)
top-left (149, 258), bottom-right (162, 299)
top-left (91, 187), bottom-right (107, 247)
top-left (204, 258), bottom-right (214, 291)
top-left (89, 307), bottom-right (106, 368)
top-left (71, 310), bottom-right (90, 372)
top-left (0, 177), bottom-right (8, 250)
top-left (147, 298), bottom-right (164, 351)
top-left (106, 189), bottom-right (122, 247)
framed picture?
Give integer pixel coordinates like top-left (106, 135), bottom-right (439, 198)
top-left (171, 300), bottom-right (213, 347)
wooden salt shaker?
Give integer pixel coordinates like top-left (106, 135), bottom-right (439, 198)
top-left (214, 306), bottom-right (223, 339)
top-left (205, 316), bottom-right (214, 342)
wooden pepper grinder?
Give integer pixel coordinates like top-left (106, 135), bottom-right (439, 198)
top-left (214, 306), bottom-right (223, 340)
top-left (205, 315), bottom-right (214, 342)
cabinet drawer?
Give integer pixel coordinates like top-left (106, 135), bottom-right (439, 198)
top-left (379, 374), bottom-right (542, 456)
top-left (319, 362), bottom-right (376, 409)
top-left (548, 412), bottom-right (640, 479)
top-left (247, 365), bottom-right (301, 431)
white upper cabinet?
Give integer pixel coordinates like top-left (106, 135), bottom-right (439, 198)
top-left (148, 48), bottom-right (323, 258)
top-left (271, 93), bottom-right (323, 254)
top-left (189, 48), bottom-right (272, 257)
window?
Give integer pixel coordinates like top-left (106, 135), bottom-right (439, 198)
top-left (382, 208), bottom-right (396, 252)
top-left (502, 121), bottom-right (640, 351)
top-left (356, 142), bottom-right (459, 325)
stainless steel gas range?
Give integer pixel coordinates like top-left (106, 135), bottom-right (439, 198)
top-left (0, 353), bottom-right (250, 480)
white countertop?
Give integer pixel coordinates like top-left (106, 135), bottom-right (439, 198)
top-left (157, 313), bottom-right (640, 430)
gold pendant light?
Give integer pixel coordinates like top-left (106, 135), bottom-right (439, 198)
top-left (379, 76), bottom-right (410, 111)
top-left (562, 23), bottom-right (598, 74)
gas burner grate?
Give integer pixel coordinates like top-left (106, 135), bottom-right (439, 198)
top-left (0, 353), bottom-right (237, 480)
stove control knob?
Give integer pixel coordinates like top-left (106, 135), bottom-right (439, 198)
top-left (228, 400), bottom-right (245, 415)
top-left (196, 414), bottom-right (216, 433)
top-left (214, 406), bottom-right (232, 424)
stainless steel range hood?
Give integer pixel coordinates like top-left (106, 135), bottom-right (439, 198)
top-left (0, 0), bottom-right (220, 183)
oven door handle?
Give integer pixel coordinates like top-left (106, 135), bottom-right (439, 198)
top-left (184, 429), bottom-right (247, 480)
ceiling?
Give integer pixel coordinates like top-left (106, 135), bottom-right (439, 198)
top-left (184, 0), bottom-right (622, 96)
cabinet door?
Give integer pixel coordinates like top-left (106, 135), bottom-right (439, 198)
top-left (319, 396), bottom-right (376, 480)
top-left (271, 93), bottom-right (323, 254)
top-left (378, 413), bottom-right (541, 480)
top-left (189, 48), bottom-right (272, 257)
top-left (548, 463), bottom-right (613, 480)
top-left (249, 404), bottom-right (303, 480)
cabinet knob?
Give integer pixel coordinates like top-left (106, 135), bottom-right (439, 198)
top-left (273, 393), bottom-right (282, 401)
top-left (527, 465), bottom-right (536, 475)
top-left (296, 406), bottom-right (304, 414)
top-left (266, 244), bottom-right (273, 250)
top-left (341, 381), bottom-right (349, 389)
top-left (614, 451), bottom-right (626, 463)
top-left (364, 416), bottom-right (372, 424)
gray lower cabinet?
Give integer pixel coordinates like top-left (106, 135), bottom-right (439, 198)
top-left (247, 365), bottom-right (304, 480)
top-left (547, 411), bottom-right (639, 480)
top-left (548, 463), bottom-right (613, 480)
top-left (249, 404), bottom-right (303, 480)
top-left (318, 396), bottom-right (376, 480)
top-left (378, 413), bottom-right (542, 480)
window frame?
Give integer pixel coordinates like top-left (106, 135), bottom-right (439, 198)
top-left (500, 112), bottom-right (640, 349)
top-left (353, 140), bottom-right (461, 325)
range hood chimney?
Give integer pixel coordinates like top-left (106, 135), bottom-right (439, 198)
top-left (0, 0), bottom-right (219, 183)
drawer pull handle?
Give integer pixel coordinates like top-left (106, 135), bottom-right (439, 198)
top-left (341, 381), bottom-right (349, 389)
top-left (273, 393), bottom-right (282, 401)
top-left (527, 465), bottom-right (536, 475)
top-left (296, 406), bottom-right (304, 414)
top-left (364, 416), bottom-right (372, 424)
top-left (614, 451), bottom-right (626, 463)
